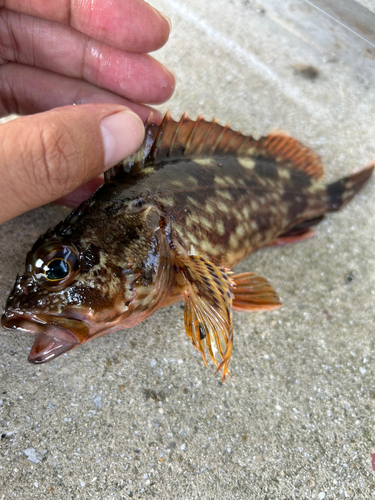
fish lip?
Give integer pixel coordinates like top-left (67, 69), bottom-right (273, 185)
top-left (1, 310), bottom-right (45, 334)
top-left (1, 309), bottom-right (90, 364)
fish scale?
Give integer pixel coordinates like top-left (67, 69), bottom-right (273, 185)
top-left (1, 111), bottom-right (373, 380)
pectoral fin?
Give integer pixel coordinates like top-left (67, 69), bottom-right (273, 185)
top-left (177, 254), bottom-right (234, 381)
top-left (231, 272), bottom-right (282, 311)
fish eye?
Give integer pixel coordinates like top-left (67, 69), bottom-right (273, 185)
top-left (45, 259), bottom-right (70, 281)
top-left (32, 241), bottom-right (80, 291)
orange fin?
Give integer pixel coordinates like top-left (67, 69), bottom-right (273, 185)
top-left (249, 132), bottom-right (324, 180)
top-left (269, 215), bottom-right (325, 246)
top-left (270, 229), bottom-right (316, 246)
top-left (104, 111), bottom-right (325, 182)
top-left (232, 272), bottom-right (282, 312)
top-left (177, 254), bottom-right (234, 382)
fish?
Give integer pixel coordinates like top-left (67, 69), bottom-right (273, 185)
top-left (1, 111), bottom-right (373, 380)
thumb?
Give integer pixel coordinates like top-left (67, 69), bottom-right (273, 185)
top-left (0, 104), bottom-right (145, 224)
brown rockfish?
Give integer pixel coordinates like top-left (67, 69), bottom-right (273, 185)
top-left (1, 112), bottom-right (373, 380)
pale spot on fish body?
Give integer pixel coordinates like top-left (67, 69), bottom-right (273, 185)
top-left (242, 206), bottom-right (250, 218)
top-left (278, 169), bottom-right (290, 179)
top-left (214, 176), bottom-right (227, 186)
top-left (255, 176), bottom-right (267, 187)
top-left (194, 158), bottom-right (214, 167)
top-left (187, 176), bottom-right (199, 185)
top-left (278, 204), bottom-right (288, 215)
top-left (269, 205), bottom-right (279, 215)
top-left (171, 180), bottom-right (185, 188)
top-left (275, 156), bottom-right (285, 163)
top-left (251, 231), bottom-right (263, 244)
top-left (218, 191), bottom-right (233, 201)
top-left (201, 239), bottom-right (220, 255)
top-left (224, 176), bottom-right (236, 185)
top-left (250, 200), bottom-right (260, 211)
top-left (200, 217), bottom-right (212, 231)
top-left (238, 157), bottom-right (255, 170)
top-left (187, 232), bottom-right (199, 246)
top-left (185, 217), bottom-right (194, 227)
top-left (173, 224), bottom-right (185, 238)
top-left (255, 195), bottom-right (266, 206)
top-left (216, 220), bottom-right (225, 235)
top-left (236, 225), bottom-right (246, 238)
top-left (229, 233), bottom-right (239, 249)
top-left (307, 183), bottom-right (324, 194)
top-left (271, 192), bottom-right (283, 201)
top-left (157, 196), bottom-right (175, 207)
top-left (217, 201), bottom-right (229, 213)
top-left (205, 202), bottom-right (216, 215)
top-left (187, 196), bottom-right (200, 207)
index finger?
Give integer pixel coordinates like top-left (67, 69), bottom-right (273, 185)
top-left (0, 0), bottom-right (171, 53)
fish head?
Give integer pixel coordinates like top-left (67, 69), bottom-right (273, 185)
top-left (1, 202), bottom-right (170, 364)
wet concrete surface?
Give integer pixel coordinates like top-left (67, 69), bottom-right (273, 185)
top-left (1, 0), bottom-right (375, 498)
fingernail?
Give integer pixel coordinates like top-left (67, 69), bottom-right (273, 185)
top-left (169, 69), bottom-right (177, 87)
top-left (160, 67), bottom-right (176, 96)
top-left (100, 110), bottom-right (145, 170)
top-left (159, 11), bottom-right (172, 32)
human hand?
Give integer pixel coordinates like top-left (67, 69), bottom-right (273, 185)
top-left (0, 0), bottom-right (175, 224)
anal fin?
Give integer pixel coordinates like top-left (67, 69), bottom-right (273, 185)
top-left (269, 215), bottom-right (324, 246)
top-left (270, 229), bottom-right (316, 246)
top-left (232, 273), bottom-right (282, 311)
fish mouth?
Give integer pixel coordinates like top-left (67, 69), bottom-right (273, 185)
top-left (1, 310), bottom-right (90, 364)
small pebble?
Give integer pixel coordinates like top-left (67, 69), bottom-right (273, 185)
top-left (93, 396), bottom-right (102, 410)
top-left (23, 448), bottom-right (43, 464)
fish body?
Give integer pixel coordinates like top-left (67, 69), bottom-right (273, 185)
top-left (2, 112), bottom-right (373, 379)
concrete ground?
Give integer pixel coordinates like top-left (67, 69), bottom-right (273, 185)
top-left (1, 0), bottom-right (375, 498)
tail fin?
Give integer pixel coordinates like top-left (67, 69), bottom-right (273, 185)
top-left (326, 164), bottom-right (374, 212)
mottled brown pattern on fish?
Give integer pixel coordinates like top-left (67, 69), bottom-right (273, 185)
top-left (139, 156), bottom-right (328, 267)
top-left (2, 111), bottom-right (373, 378)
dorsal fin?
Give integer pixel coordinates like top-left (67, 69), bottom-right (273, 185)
top-left (249, 132), bottom-right (324, 179)
top-left (104, 111), bottom-right (324, 182)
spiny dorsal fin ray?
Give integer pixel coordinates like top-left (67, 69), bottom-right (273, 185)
top-left (105, 111), bottom-right (324, 182)
top-left (177, 254), bottom-right (234, 381)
